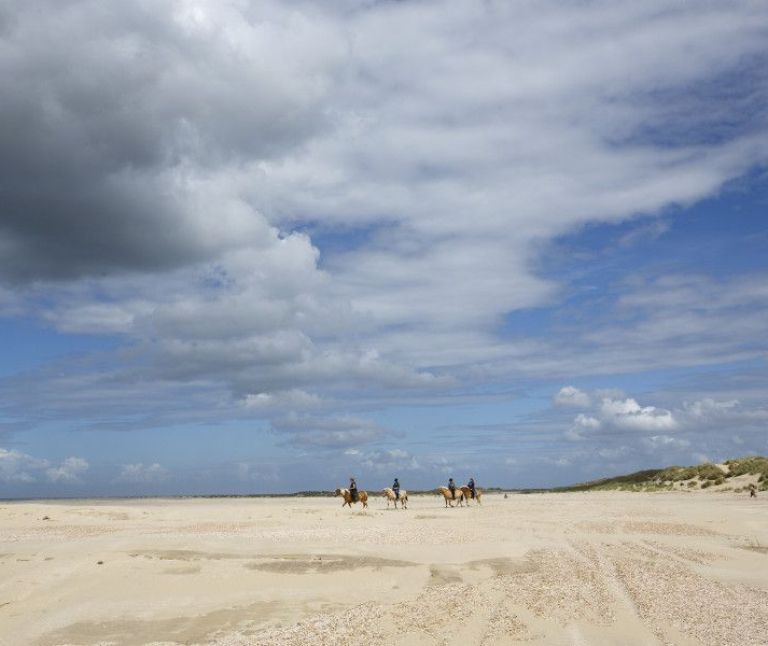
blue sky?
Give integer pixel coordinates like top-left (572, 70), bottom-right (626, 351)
top-left (1, 0), bottom-right (767, 497)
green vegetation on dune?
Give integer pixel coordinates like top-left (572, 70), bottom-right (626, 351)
top-left (723, 456), bottom-right (768, 482)
top-left (555, 456), bottom-right (768, 492)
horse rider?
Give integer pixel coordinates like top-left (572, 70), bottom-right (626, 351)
top-left (448, 477), bottom-right (456, 500)
top-left (392, 478), bottom-right (401, 500)
top-left (467, 477), bottom-right (476, 499)
top-left (349, 477), bottom-right (358, 503)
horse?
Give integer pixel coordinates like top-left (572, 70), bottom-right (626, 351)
top-left (335, 487), bottom-right (369, 509)
top-left (382, 487), bottom-right (408, 509)
top-left (460, 485), bottom-right (482, 505)
top-left (438, 486), bottom-right (464, 507)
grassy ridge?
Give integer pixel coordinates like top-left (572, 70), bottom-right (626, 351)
top-left (552, 455), bottom-right (768, 492)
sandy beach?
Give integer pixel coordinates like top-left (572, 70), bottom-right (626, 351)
top-left (0, 491), bottom-right (766, 646)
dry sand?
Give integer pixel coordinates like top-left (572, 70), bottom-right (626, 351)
top-left (0, 491), bottom-right (766, 645)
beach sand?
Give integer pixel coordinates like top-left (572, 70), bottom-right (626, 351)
top-left (0, 491), bottom-right (766, 645)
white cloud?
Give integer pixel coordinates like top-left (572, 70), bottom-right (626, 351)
top-left (575, 414), bottom-right (602, 430)
top-left (0, 0), bottom-right (766, 477)
top-left (555, 386), bottom-right (591, 408)
top-left (565, 413), bottom-right (602, 441)
top-left (0, 448), bottom-right (48, 483)
top-left (561, 389), bottom-right (768, 455)
top-left (1, 450), bottom-right (90, 485)
top-left (599, 397), bottom-right (678, 432)
top-left (4, 2), bottom-right (767, 386)
top-left (46, 457), bottom-right (89, 484)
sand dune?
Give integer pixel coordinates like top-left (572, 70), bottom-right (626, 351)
top-left (0, 492), bottom-right (766, 645)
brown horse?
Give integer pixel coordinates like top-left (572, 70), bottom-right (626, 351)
top-left (382, 487), bottom-right (408, 509)
top-left (438, 486), bottom-right (464, 507)
top-left (460, 486), bottom-right (482, 505)
top-left (335, 487), bottom-right (369, 509)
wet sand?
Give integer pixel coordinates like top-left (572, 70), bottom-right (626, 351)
top-left (0, 492), bottom-right (766, 645)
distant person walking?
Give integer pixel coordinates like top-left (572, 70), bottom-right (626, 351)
top-left (749, 483), bottom-right (757, 498)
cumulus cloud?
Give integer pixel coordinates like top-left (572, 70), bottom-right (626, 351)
top-left (116, 463), bottom-right (169, 484)
top-left (599, 397), bottom-right (678, 432)
top-left (0, 0), bottom-right (767, 473)
top-left (559, 387), bottom-right (768, 466)
top-left (565, 413), bottom-right (602, 440)
top-left (1, 449), bottom-right (90, 484)
top-left (46, 457), bottom-right (89, 484)
top-left (0, 0), bottom-right (343, 282)
top-left (555, 386), bottom-right (591, 408)
top-left (0, 448), bottom-right (48, 483)
top-left (2, 2), bottom-right (766, 348)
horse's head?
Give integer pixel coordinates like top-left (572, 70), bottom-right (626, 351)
top-left (334, 488), bottom-right (343, 497)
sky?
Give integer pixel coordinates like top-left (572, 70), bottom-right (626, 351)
top-left (1, 0), bottom-right (767, 497)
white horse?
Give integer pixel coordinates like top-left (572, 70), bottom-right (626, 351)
top-left (382, 487), bottom-right (408, 509)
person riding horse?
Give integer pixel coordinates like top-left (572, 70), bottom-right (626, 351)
top-left (467, 477), bottom-right (476, 499)
top-left (392, 478), bottom-right (400, 500)
top-left (448, 477), bottom-right (456, 500)
top-left (349, 477), bottom-right (358, 503)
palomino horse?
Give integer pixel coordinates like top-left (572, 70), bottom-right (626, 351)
top-left (335, 487), bottom-right (369, 509)
top-left (437, 486), bottom-right (464, 507)
top-left (382, 487), bottom-right (408, 509)
top-left (460, 485), bottom-right (482, 505)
